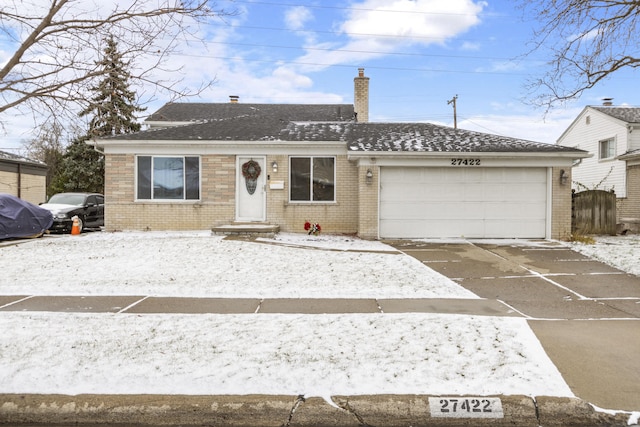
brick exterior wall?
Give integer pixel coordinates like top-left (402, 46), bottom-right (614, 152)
top-left (104, 153), bottom-right (576, 240)
top-left (266, 155), bottom-right (359, 234)
top-left (105, 153), bottom-right (359, 234)
top-left (357, 165), bottom-right (379, 239)
top-left (551, 167), bottom-right (573, 240)
top-left (104, 154), bottom-right (236, 231)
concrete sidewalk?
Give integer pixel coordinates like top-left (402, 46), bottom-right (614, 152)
top-left (0, 295), bottom-right (519, 316)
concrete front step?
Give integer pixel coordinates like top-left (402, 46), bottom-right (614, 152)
top-left (211, 223), bottom-right (280, 238)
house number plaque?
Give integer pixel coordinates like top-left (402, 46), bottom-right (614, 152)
top-left (429, 397), bottom-right (503, 418)
top-left (451, 158), bottom-right (481, 166)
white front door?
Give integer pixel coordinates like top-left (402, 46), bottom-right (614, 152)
top-left (236, 156), bottom-right (266, 222)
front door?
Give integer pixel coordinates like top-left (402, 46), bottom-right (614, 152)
top-left (236, 156), bottom-right (266, 222)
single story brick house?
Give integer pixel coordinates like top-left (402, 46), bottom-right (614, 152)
top-left (94, 70), bottom-right (589, 240)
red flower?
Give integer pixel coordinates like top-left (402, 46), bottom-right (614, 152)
top-left (303, 221), bottom-right (321, 235)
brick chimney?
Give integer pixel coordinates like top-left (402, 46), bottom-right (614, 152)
top-left (229, 95), bottom-right (239, 103)
top-left (602, 98), bottom-right (613, 106)
top-left (354, 68), bottom-right (369, 122)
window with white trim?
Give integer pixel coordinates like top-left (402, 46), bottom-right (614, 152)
top-left (137, 156), bottom-right (200, 200)
top-left (599, 138), bottom-right (616, 160)
top-left (290, 156), bottom-right (335, 202)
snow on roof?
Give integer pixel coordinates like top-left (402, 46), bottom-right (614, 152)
top-left (590, 106), bottom-right (640, 123)
top-left (0, 150), bottom-right (46, 166)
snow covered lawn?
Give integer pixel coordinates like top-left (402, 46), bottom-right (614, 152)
top-left (0, 312), bottom-right (570, 397)
top-left (0, 231), bottom-right (475, 298)
top-left (0, 231), bottom-right (637, 398)
top-left (570, 234), bottom-right (640, 277)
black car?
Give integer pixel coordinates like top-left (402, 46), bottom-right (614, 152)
top-left (40, 192), bottom-right (104, 233)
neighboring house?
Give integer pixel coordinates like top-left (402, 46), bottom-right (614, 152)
top-left (557, 103), bottom-right (640, 227)
top-left (94, 69), bottom-right (589, 240)
top-left (0, 150), bottom-right (48, 205)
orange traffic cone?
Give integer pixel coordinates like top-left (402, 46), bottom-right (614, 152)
top-left (71, 216), bottom-right (81, 235)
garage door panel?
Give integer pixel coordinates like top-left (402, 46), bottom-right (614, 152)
top-left (485, 220), bottom-right (546, 238)
top-left (379, 167), bottom-right (548, 239)
top-left (484, 202), bottom-right (546, 218)
top-left (382, 203), bottom-right (442, 219)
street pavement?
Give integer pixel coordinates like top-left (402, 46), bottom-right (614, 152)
top-left (1, 238), bottom-right (639, 426)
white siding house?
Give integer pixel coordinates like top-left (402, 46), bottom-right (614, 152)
top-left (558, 105), bottom-right (640, 227)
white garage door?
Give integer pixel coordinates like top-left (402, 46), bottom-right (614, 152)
top-left (379, 167), bottom-right (548, 239)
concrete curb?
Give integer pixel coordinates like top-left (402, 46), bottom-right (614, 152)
top-left (0, 394), bottom-right (635, 426)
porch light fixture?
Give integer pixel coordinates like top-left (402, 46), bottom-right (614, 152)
top-left (271, 161), bottom-right (278, 173)
top-left (560, 169), bottom-right (569, 185)
top-left (366, 168), bottom-right (373, 184)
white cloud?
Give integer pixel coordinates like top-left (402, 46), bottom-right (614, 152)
top-left (286, 0), bottom-right (487, 71)
top-left (284, 6), bottom-right (313, 30)
top-left (460, 41), bottom-right (481, 51)
top-left (340, 0), bottom-right (485, 44)
top-left (458, 106), bottom-right (582, 144)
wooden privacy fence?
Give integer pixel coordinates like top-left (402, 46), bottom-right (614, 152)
top-left (572, 190), bottom-right (617, 235)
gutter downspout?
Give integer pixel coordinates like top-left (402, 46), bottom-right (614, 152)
top-left (17, 162), bottom-right (22, 198)
top-left (91, 138), bottom-right (104, 155)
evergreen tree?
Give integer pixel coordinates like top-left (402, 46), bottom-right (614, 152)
top-left (56, 135), bottom-right (104, 194)
top-left (80, 35), bottom-right (146, 137)
top-left (56, 35), bottom-right (145, 193)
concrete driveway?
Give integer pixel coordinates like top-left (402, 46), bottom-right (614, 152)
top-left (389, 240), bottom-right (640, 411)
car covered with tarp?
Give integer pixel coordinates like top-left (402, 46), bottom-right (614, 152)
top-left (0, 193), bottom-right (53, 240)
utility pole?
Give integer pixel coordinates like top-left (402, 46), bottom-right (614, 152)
top-left (447, 95), bottom-right (458, 129)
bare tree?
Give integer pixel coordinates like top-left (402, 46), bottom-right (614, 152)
top-left (0, 0), bottom-right (234, 129)
top-left (22, 122), bottom-right (65, 195)
top-left (521, 0), bottom-right (640, 110)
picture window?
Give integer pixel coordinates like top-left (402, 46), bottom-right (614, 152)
top-left (289, 156), bottom-right (335, 202)
top-left (137, 156), bottom-right (200, 200)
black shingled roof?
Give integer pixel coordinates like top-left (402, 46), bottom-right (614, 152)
top-left (109, 118), bottom-right (584, 154)
top-left (591, 106), bottom-right (640, 123)
top-left (285, 122), bottom-right (584, 153)
top-left (147, 102), bottom-right (355, 123)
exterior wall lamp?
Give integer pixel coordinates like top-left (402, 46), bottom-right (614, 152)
top-left (560, 169), bottom-right (569, 185)
top-left (366, 168), bottom-right (373, 184)
top-left (272, 161), bottom-right (278, 173)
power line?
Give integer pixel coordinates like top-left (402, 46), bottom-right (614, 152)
top-left (204, 40), bottom-right (521, 62)
top-left (174, 54), bottom-right (529, 76)
top-left (208, 22), bottom-right (526, 44)
top-left (224, 0), bottom-right (507, 18)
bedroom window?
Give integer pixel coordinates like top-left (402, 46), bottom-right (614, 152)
top-left (137, 156), bottom-right (200, 200)
top-left (290, 156), bottom-right (335, 202)
top-left (599, 138), bottom-right (616, 160)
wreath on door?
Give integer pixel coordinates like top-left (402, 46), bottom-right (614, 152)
top-left (242, 160), bottom-right (261, 195)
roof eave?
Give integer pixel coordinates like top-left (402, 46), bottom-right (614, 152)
top-left (347, 150), bottom-right (591, 159)
top-left (92, 138), bottom-right (348, 155)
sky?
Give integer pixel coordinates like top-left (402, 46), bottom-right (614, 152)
top-left (2, 0), bottom-right (640, 153)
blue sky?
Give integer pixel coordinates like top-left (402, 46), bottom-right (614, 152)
top-left (2, 0), bottom-right (639, 152)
